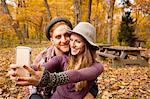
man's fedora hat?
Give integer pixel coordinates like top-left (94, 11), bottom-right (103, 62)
top-left (45, 17), bottom-right (73, 40)
top-left (69, 22), bottom-right (99, 49)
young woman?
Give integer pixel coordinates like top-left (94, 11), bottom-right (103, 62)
top-left (15, 22), bottom-right (104, 99)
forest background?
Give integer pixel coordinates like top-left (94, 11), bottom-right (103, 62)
top-left (0, 0), bottom-right (150, 98)
top-left (0, 0), bottom-right (150, 48)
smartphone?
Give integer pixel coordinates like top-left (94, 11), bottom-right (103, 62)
top-left (16, 46), bottom-right (32, 77)
top-left (16, 46), bottom-right (31, 66)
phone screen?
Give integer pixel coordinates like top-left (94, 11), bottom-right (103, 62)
top-left (16, 46), bottom-right (31, 77)
top-left (16, 46), bottom-right (31, 66)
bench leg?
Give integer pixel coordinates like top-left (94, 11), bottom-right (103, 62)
top-left (112, 59), bottom-right (123, 67)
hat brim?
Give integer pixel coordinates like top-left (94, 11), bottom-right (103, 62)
top-left (67, 29), bottom-right (99, 50)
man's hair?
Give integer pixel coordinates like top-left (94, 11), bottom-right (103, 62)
top-left (49, 22), bottom-right (69, 37)
top-left (45, 17), bottom-right (73, 40)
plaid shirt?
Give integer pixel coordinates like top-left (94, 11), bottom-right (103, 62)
top-left (33, 46), bottom-right (55, 65)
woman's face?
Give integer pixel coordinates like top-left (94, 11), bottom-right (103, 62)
top-left (70, 33), bottom-right (85, 56)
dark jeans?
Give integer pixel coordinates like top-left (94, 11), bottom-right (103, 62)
top-left (29, 82), bottom-right (98, 99)
top-left (28, 93), bottom-right (43, 99)
top-left (89, 81), bottom-right (98, 98)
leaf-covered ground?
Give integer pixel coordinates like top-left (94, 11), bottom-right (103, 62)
top-left (0, 46), bottom-right (150, 99)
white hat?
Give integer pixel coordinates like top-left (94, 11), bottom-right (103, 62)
top-left (69, 22), bottom-right (99, 49)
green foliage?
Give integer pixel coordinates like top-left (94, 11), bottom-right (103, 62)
top-left (117, 11), bottom-right (137, 47)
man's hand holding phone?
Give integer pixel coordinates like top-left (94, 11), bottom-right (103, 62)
top-left (8, 63), bottom-right (44, 87)
top-left (7, 46), bottom-right (32, 81)
top-left (7, 64), bottom-right (19, 80)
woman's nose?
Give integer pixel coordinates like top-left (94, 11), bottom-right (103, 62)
top-left (70, 41), bottom-right (75, 48)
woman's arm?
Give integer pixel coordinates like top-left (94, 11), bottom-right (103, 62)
top-left (37, 62), bottom-right (103, 88)
top-left (16, 62), bottom-right (103, 88)
top-left (67, 62), bottom-right (103, 82)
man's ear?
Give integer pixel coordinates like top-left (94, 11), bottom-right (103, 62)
top-left (51, 39), bottom-right (54, 45)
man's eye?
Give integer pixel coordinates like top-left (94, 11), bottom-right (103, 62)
top-left (64, 33), bottom-right (70, 37)
top-left (55, 35), bottom-right (61, 39)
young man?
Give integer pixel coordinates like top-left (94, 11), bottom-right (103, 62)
top-left (30, 17), bottom-right (73, 98)
top-left (33, 17), bottom-right (73, 66)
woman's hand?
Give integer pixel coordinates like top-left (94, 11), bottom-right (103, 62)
top-left (16, 64), bottom-right (44, 86)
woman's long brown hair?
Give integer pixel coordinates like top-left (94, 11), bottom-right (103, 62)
top-left (66, 41), bottom-right (97, 91)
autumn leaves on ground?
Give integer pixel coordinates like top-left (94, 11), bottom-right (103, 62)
top-left (0, 45), bottom-right (149, 99)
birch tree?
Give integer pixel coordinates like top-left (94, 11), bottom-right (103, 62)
top-left (106, 0), bottom-right (115, 44)
top-left (43, 0), bottom-right (52, 20)
top-left (72, 0), bottom-right (82, 24)
top-left (87, 0), bottom-right (92, 22)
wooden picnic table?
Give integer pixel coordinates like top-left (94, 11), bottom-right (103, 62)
top-left (98, 44), bottom-right (112, 52)
top-left (97, 46), bottom-right (149, 67)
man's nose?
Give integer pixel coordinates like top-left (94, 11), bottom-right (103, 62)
top-left (61, 36), bottom-right (67, 43)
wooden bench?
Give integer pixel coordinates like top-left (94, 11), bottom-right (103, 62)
top-left (97, 46), bottom-right (149, 67)
top-left (141, 55), bottom-right (150, 61)
top-left (96, 51), bottom-right (121, 67)
top-left (98, 44), bottom-right (112, 52)
top-left (96, 51), bottom-right (119, 60)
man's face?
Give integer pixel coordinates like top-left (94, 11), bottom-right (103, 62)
top-left (51, 25), bottom-right (71, 53)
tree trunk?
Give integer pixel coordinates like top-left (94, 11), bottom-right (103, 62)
top-left (34, 17), bottom-right (43, 43)
top-left (43, 0), bottom-right (52, 20)
top-left (38, 17), bottom-right (43, 43)
top-left (23, 22), bottom-right (29, 38)
top-left (107, 0), bottom-right (115, 44)
top-left (73, 0), bottom-right (82, 24)
top-left (55, 0), bottom-right (59, 16)
top-left (95, 0), bottom-right (99, 41)
top-left (1, 32), bottom-right (4, 47)
top-left (87, 0), bottom-right (92, 22)
top-left (1, 0), bottom-right (25, 44)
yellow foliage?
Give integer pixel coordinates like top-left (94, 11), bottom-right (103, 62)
top-left (0, 0), bottom-right (149, 46)
top-left (137, 32), bottom-right (148, 39)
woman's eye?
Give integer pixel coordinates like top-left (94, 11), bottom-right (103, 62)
top-left (76, 40), bottom-right (81, 43)
top-left (70, 38), bottom-right (73, 41)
